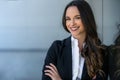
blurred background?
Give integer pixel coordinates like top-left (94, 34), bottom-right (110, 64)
top-left (0, 0), bottom-right (120, 80)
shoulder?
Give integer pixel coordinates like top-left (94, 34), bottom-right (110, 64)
top-left (45, 36), bottom-right (71, 63)
top-left (50, 36), bottom-right (71, 48)
top-left (47, 36), bottom-right (71, 56)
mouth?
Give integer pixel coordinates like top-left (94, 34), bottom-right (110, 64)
top-left (70, 26), bottom-right (79, 31)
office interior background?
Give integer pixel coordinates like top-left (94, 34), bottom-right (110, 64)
top-left (0, 0), bottom-right (120, 80)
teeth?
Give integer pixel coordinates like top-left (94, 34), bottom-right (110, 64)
top-left (70, 27), bottom-right (79, 31)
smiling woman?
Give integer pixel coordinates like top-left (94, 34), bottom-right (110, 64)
top-left (42, 0), bottom-right (108, 80)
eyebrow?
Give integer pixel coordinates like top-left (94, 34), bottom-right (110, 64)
top-left (65, 15), bottom-right (81, 18)
top-left (75, 15), bottom-right (81, 17)
top-left (65, 15), bottom-right (80, 17)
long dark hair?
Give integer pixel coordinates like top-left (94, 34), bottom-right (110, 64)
top-left (62, 0), bottom-right (104, 78)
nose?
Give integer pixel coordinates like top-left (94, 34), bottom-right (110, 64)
top-left (70, 19), bottom-right (75, 26)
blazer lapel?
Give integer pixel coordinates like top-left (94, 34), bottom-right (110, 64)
top-left (81, 62), bottom-right (91, 80)
top-left (62, 36), bottom-right (72, 80)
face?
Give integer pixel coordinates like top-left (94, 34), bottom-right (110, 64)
top-left (65, 6), bottom-right (86, 38)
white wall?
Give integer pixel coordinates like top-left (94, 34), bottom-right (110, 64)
top-left (0, 0), bottom-right (71, 49)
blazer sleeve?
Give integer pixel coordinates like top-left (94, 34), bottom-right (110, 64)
top-left (42, 41), bottom-right (60, 80)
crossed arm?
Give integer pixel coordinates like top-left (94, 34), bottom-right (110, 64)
top-left (44, 63), bottom-right (62, 80)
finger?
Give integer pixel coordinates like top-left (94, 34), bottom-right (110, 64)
top-left (49, 63), bottom-right (57, 72)
top-left (44, 70), bottom-right (53, 75)
top-left (45, 65), bottom-right (57, 74)
top-left (45, 72), bottom-right (53, 79)
top-left (44, 66), bottom-right (62, 80)
top-left (44, 69), bottom-right (56, 79)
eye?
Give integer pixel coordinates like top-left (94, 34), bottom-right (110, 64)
top-left (75, 16), bottom-right (81, 19)
top-left (65, 17), bottom-right (71, 21)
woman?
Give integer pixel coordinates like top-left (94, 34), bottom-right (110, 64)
top-left (42, 0), bottom-right (108, 80)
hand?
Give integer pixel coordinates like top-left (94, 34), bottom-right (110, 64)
top-left (44, 63), bottom-right (62, 80)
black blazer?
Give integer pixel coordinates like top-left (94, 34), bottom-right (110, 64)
top-left (42, 36), bottom-right (108, 80)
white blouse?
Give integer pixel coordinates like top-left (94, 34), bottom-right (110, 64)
top-left (71, 36), bottom-right (85, 80)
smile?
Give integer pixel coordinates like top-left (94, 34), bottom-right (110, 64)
top-left (70, 26), bottom-right (79, 31)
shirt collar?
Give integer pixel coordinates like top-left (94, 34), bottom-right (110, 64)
top-left (71, 36), bottom-right (86, 49)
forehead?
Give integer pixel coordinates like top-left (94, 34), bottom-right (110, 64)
top-left (66, 6), bottom-right (80, 16)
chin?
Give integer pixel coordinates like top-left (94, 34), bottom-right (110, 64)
top-left (71, 33), bottom-right (79, 37)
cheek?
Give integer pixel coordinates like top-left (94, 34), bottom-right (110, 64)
top-left (66, 22), bottom-right (69, 28)
top-left (78, 21), bottom-right (84, 28)
top-left (78, 20), bottom-right (82, 25)
top-left (81, 23), bottom-right (85, 29)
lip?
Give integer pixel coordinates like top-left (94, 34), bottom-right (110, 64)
top-left (70, 26), bottom-right (79, 31)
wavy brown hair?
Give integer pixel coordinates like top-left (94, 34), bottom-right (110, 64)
top-left (62, 0), bottom-right (104, 78)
